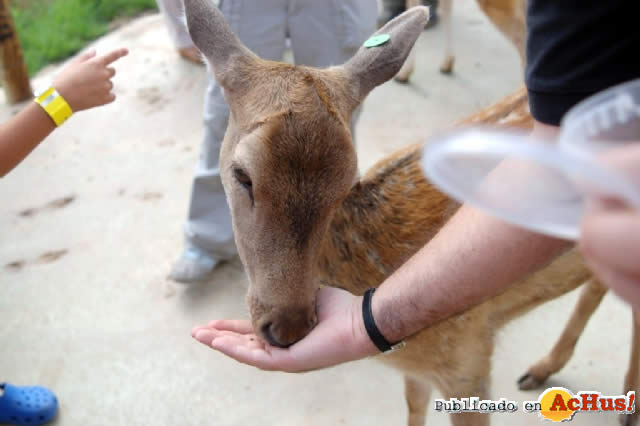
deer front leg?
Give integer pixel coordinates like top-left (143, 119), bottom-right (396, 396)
top-left (395, 0), bottom-right (422, 83)
top-left (441, 378), bottom-right (491, 426)
top-left (438, 0), bottom-right (454, 74)
top-left (405, 375), bottom-right (432, 426)
top-left (475, 0), bottom-right (526, 68)
top-left (518, 280), bottom-right (607, 390)
top-left (620, 309), bottom-right (640, 426)
top-left (439, 350), bottom-right (492, 426)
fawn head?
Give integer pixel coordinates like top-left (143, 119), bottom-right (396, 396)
top-left (184, 0), bottom-right (428, 347)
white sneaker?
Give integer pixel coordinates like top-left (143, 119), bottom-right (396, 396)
top-left (169, 246), bottom-right (219, 284)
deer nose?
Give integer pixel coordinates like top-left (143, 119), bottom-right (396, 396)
top-left (260, 322), bottom-right (282, 347)
top-left (258, 311), bottom-right (317, 348)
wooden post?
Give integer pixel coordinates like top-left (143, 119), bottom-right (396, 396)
top-left (0, 0), bottom-right (32, 104)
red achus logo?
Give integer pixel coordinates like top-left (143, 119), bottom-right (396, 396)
top-left (523, 387), bottom-right (635, 422)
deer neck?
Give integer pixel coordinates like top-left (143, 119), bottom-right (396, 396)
top-left (317, 144), bottom-right (459, 296)
top-left (316, 88), bottom-right (533, 295)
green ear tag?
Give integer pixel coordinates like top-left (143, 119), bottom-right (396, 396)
top-left (363, 34), bottom-right (391, 48)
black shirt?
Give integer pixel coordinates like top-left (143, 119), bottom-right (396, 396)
top-left (525, 0), bottom-right (640, 125)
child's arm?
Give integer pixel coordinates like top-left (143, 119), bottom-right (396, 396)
top-left (0, 48), bottom-right (128, 177)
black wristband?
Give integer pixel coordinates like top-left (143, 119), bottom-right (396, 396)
top-left (362, 288), bottom-right (394, 353)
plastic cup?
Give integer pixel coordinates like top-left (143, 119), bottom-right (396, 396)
top-left (422, 78), bottom-right (640, 240)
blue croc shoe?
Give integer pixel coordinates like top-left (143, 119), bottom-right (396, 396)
top-left (0, 383), bottom-right (58, 425)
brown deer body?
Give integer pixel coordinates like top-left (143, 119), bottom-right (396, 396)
top-left (182, 2), bottom-right (639, 425)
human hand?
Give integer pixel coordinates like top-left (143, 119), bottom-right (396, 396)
top-left (580, 145), bottom-right (640, 311)
top-left (191, 287), bottom-right (379, 372)
top-left (52, 48), bottom-right (129, 112)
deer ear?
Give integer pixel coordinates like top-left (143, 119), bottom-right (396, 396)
top-left (183, 0), bottom-right (256, 89)
top-left (343, 6), bottom-right (429, 104)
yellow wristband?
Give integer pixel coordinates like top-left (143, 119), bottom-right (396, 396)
top-left (35, 87), bottom-right (73, 127)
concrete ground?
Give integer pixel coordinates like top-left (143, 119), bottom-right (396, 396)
top-left (0, 3), bottom-right (634, 426)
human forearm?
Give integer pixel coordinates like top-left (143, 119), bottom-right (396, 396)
top-left (0, 48), bottom-right (128, 178)
top-left (371, 120), bottom-right (568, 343)
top-left (372, 203), bottom-right (571, 343)
top-left (0, 102), bottom-right (56, 177)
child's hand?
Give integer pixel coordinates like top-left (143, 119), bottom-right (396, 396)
top-left (52, 48), bottom-right (129, 112)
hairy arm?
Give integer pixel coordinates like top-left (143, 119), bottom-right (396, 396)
top-left (373, 120), bottom-right (569, 341)
top-left (373, 120), bottom-right (570, 340)
top-left (372, 203), bottom-right (571, 342)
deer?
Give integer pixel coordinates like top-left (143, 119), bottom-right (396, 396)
top-left (395, 0), bottom-right (526, 82)
top-left (182, 1), bottom-right (639, 425)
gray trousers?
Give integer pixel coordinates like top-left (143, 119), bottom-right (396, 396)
top-left (156, 0), bottom-right (194, 48)
top-left (183, 0), bottom-right (377, 259)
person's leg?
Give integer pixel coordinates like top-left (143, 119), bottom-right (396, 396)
top-left (288, 0), bottom-right (377, 141)
top-left (156, 0), bottom-right (192, 48)
top-left (289, 0), bottom-right (376, 67)
top-left (171, 0), bottom-right (288, 283)
top-left (155, 0), bottom-right (202, 63)
top-left (171, 74), bottom-right (232, 283)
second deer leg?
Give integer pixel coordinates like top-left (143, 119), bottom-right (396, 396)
top-left (405, 375), bottom-right (432, 426)
top-left (439, 342), bottom-right (493, 426)
top-left (441, 377), bottom-right (491, 426)
top-left (438, 0), bottom-right (454, 73)
top-left (395, 0), bottom-right (422, 82)
top-left (475, 0), bottom-right (526, 68)
top-left (518, 280), bottom-right (607, 390)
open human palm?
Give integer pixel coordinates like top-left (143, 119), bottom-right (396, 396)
top-left (191, 287), bottom-right (378, 372)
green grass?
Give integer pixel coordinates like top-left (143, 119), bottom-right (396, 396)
top-left (12, 0), bottom-right (158, 75)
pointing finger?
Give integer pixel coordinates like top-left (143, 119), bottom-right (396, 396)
top-left (95, 48), bottom-right (129, 66)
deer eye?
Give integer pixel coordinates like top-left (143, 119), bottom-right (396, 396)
top-left (233, 167), bottom-right (254, 203)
